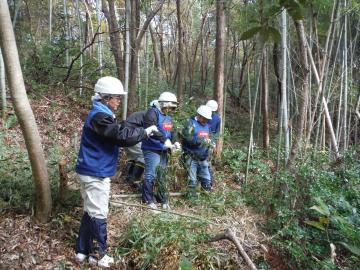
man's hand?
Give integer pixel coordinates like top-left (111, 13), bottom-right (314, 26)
top-left (173, 142), bottom-right (182, 152)
top-left (145, 125), bottom-right (158, 137)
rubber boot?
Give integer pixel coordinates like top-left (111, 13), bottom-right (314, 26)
top-left (130, 162), bottom-right (144, 191)
top-left (121, 160), bottom-right (135, 182)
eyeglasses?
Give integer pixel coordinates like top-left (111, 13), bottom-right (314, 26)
top-left (111, 96), bottom-right (122, 102)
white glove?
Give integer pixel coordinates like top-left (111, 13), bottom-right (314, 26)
top-left (164, 139), bottom-right (173, 149)
top-left (145, 125), bottom-right (158, 136)
top-left (174, 142), bottom-right (181, 150)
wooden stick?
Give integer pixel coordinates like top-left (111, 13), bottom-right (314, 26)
top-left (58, 159), bottom-right (68, 203)
top-left (208, 228), bottom-right (258, 270)
top-left (109, 200), bottom-right (218, 226)
top-left (111, 192), bottom-right (188, 199)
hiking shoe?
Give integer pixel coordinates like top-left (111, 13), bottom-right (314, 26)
top-left (88, 256), bottom-right (97, 265)
top-left (98, 254), bottom-right (114, 268)
top-left (147, 203), bottom-right (160, 214)
top-left (75, 253), bottom-right (87, 262)
top-left (161, 203), bottom-right (171, 210)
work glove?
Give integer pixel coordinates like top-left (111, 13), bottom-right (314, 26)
top-left (164, 139), bottom-right (173, 149)
top-left (172, 142), bottom-right (182, 152)
top-left (145, 125), bottom-right (158, 137)
top-left (174, 142), bottom-right (181, 150)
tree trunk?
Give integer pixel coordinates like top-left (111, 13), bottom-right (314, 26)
top-left (149, 23), bottom-right (162, 75)
top-left (0, 48), bottom-right (6, 122)
top-left (128, 0), bottom-right (165, 114)
top-left (96, 0), bottom-right (103, 75)
top-left (261, 48), bottom-right (269, 151)
top-left (122, 0), bottom-right (130, 120)
top-left (288, 20), bottom-right (309, 165)
top-left (102, 0), bottom-right (124, 81)
top-left (213, 0), bottom-right (226, 158)
top-left (176, 0), bottom-right (184, 103)
top-left (280, 9), bottom-right (289, 161)
top-left (0, 0), bottom-right (52, 222)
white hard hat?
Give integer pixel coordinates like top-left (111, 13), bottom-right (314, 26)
top-left (197, 105), bottom-right (212, 120)
top-left (158, 92), bottom-right (178, 108)
top-left (95, 76), bottom-right (126, 96)
top-left (206, 100), bottom-right (218, 111)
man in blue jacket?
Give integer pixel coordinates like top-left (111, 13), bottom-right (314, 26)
top-left (141, 92), bottom-right (180, 211)
top-left (75, 76), bottom-right (158, 267)
top-left (206, 100), bottom-right (221, 141)
top-left (181, 105), bottom-right (213, 195)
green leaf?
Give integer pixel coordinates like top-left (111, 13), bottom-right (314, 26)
top-left (265, 5), bottom-right (282, 17)
top-left (179, 256), bottom-right (194, 270)
top-left (310, 198), bottom-right (330, 216)
top-left (259, 27), bottom-right (270, 44)
top-left (267, 26), bottom-right (281, 43)
top-left (338, 242), bottom-right (360, 256)
top-left (240, 26), bottom-right (262, 41)
top-left (304, 220), bottom-right (326, 231)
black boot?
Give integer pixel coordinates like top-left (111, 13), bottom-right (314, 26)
top-left (121, 160), bottom-right (135, 182)
top-left (129, 162), bottom-right (144, 191)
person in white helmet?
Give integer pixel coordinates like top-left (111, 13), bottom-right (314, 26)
top-left (141, 92), bottom-right (180, 211)
top-left (75, 76), bottom-right (158, 267)
top-left (181, 105), bottom-right (213, 195)
top-left (121, 100), bottom-right (159, 190)
top-left (206, 100), bottom-right (221, 141)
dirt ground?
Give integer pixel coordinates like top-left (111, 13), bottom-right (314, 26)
top-left (0, 94), bottom-right (289, 269)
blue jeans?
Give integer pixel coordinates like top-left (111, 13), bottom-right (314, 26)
top-left (142, 150), bottom-right (168, 204)
top-left (185, 157), bottom-right (211, 190)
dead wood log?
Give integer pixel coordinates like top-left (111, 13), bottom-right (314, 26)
top-left (59, 159), bottom-right (68, 203)
top-left (208, 228), bottom-right (258, 270)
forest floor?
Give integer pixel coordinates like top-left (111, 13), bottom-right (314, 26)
top-left (0, 94), bottom-right (289, 269)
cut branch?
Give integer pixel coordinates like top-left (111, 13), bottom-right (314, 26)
top-left (208, 228), bottom-right (258, 270)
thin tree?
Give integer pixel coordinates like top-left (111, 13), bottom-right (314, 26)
top-left (102, 0), bottom-right (124, 81)
top-left (127, 0), bottom-right (165, 114)
top-left (176, 0), bottom-right (184, 103)
top-left (288, 20), bottom-right (309, 165)
top-left (0, 0), bottom-right (52, 223)
top-left (281, 9), bottom-right (289, 161)
top-left (0, 48), bottom-right (6, 122)
top-left (213, 0), bottom-right (226, 158)
top-left (122, 0), bottom-right (130, 120)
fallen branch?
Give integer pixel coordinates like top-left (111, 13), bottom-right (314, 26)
top-left (111, 192), bottom-right (189, 199)
top-left (110, 200), bottom-right (218, 226)
top-left (208, 228), bottom-right (258, 270)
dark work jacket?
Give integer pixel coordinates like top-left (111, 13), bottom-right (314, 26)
top-left (76, 102), bottom-right (147, 177)
top-left (141, 107), bottom-right (174, 151)
top-left (123, 111), bottom-right (146, 128)
top-left (182, 116), bottom-right (210, 161)
top-left (207, 112), bottom-right (221, 140)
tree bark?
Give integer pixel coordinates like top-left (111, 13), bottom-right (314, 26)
top-left (288, 20), bottom-right (309, 165)
top-left (261, 48), bottom-right (269, 151)
top-left (102, 0), bottom-right (124, 81)
top-left (213, 0), bottom-right (226, 158)
top-left (0, 0), bottom-right (52, 222)
top-left (128, 0), bottom-right (165, 114)
top-left (0, 48), bottom-right (6, 122)
top-left (176, 0), bottom-right (184, 103)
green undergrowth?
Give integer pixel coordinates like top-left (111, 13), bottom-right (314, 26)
top-left (116, 214), bottom-right (238, 270)
top-left (222, 145), bottom-right (360, 269)
top-left (0, 131), bottom-right (80, 214)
